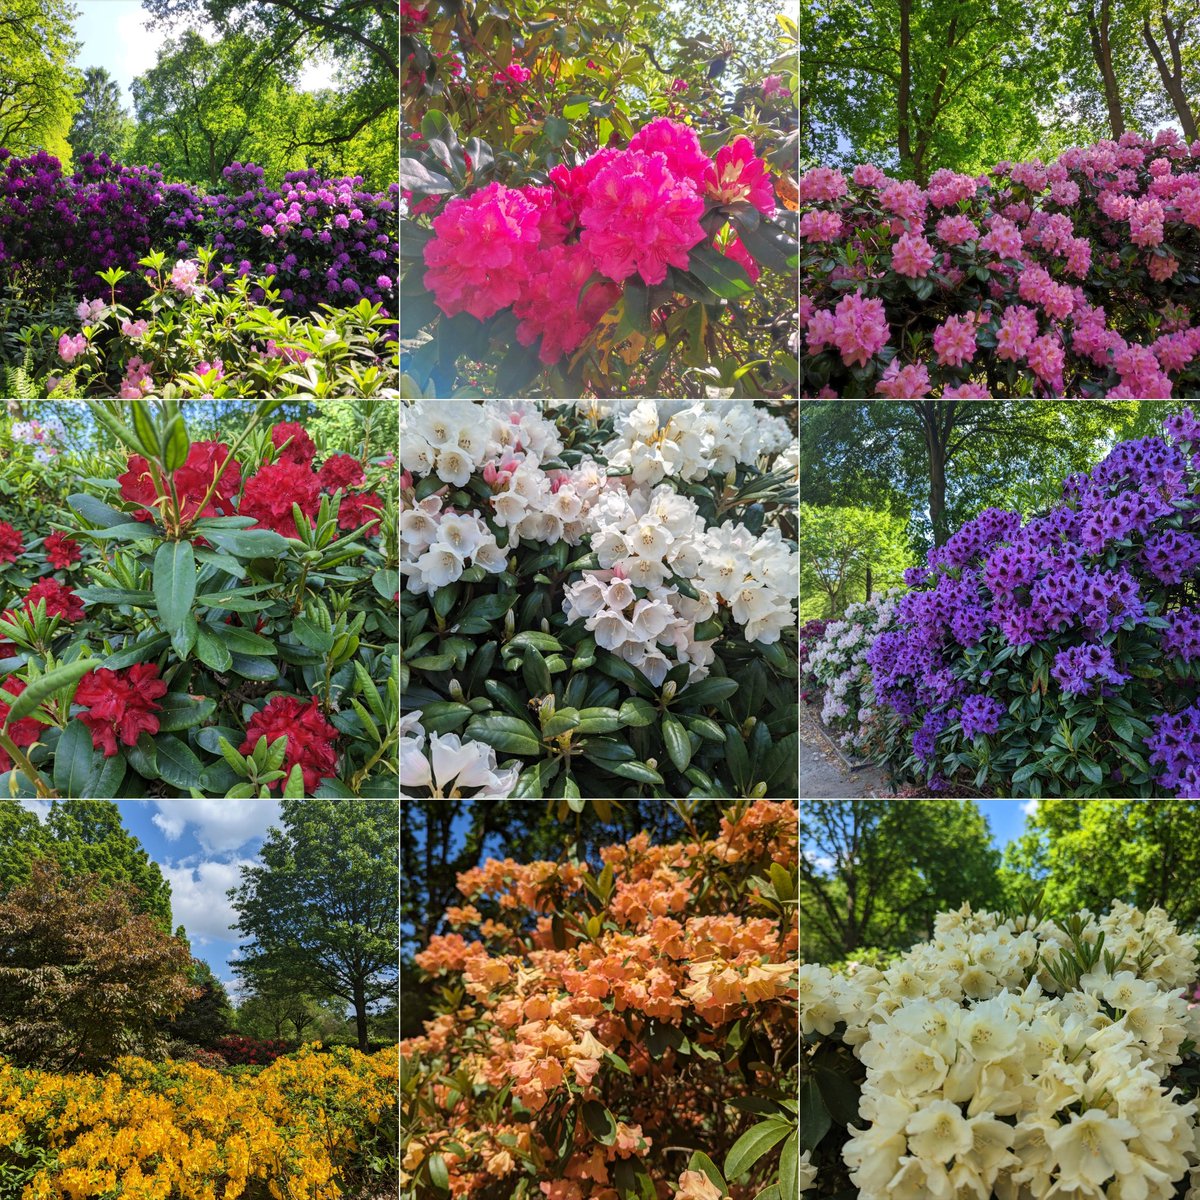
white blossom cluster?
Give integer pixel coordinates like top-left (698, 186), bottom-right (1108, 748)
top-left (399, 400), bottom-right (563, 485)
top-left (803, 903), bottom-right (1200, 1200)
top-left (601, 399), bottom-right (793, 486)
top-left (400, 712), bottom-right (519, 798)
top-left (399, 494), bottom-right (507, 594)
top-left (10, 416), bottom-right (66, 464)
top-left (691, 521), bottom-right (797, 645)
top-left (806, 591), bottom-right (902, 751)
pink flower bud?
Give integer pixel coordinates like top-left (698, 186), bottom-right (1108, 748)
top-left (482, 463), bottom-right (499, 484)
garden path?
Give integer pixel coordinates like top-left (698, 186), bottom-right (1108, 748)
top-left (799, 702), bottom-right (891, 799)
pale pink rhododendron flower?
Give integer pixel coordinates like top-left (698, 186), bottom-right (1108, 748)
top-left (118, 356), bottom-right (154, 398)
top-left (76, 297), bottom-right (105, 322)
top-left (799, 208), bottom-right (842, 243)
top-left (935, 214), bottom-right (979, 246)
top-left (170, 259), bottom-right (200, 295)
top-left (121, 318), bottom-right (149, 338)
top-left (830, 291), bottom-right (890, 368)
top-left (944, 381), bottom-right (992, 397)
top-left (423, 182), bottom-right (542, 318)
top-left (579, 150), bottom-right (706, 286)
top-left (57, 333), bottom-right (87, 363)
top-left (761, 74), bottom-right (790, 99)
top-left (798, 165), bottom-right (847, 203)
top-left (705, 136), bottom-right (775, 215)
top-left (932, 314), bottom-right (977, 368)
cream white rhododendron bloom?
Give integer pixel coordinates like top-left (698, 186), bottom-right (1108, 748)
top-left (400, 715), bottom-right (519, 798)
top-left (803, 903), bottom-right (1200, 1200)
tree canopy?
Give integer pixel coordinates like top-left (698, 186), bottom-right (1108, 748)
top-left (799, 503), bottom-right (911, 619)
top-left (0, 0), bottom-right (80, 164)
top-left (68, 65), bottom-right (131, 162)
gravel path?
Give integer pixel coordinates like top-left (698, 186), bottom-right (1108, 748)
top-left (799, 702), bottom-right (891, 798)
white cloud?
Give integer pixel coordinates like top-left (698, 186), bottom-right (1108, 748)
top-left (1021, 799), bottom-right (1040, 817)
top-left (804, 851), bottom-right (836, 872)
top-left (152, 800), bottom-right (279, 852)
top-left (161, 858), bottom-right (255, 944)
top-left (18, 800), bottom-right (50, 822)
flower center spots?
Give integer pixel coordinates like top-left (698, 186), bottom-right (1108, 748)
top-left (640, 530), bottom-right (655, 547)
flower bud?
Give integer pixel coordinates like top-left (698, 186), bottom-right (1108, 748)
top-left (646, 757), bottom-right (657, 770)
top-left (750, 781), bottom-right (768, 798)
top-left (504, 609), bottom-right (515, 638)
top-left (449, 679), bottom-right (464, 701)
top-left (540, 617), bottom-right (550, 633)
top-left (661, 681), bottom-right (677, 702)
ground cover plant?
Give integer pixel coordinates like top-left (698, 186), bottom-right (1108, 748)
top-left (399, 399), bottom-right (799, 799)
top-left (400, 797), bottom-right (799, 1200)
top-left (0, 400), bottom-right (399, 798)
top-left (399, 0), bottom-right (799, 399)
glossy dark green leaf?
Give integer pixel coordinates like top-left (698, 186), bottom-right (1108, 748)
top-left (195, 624), bottom-right (234, 672)
top-left (678, 676), bottom-right (739, 707)
top-left (153, 540), bottom-right (196, 638)
top-left (418, 702), bottom-right (474, 734)
top-left (157, 692), bottom-right (217, 732)
top-left (725, 1117), bottom-right (793, 1180)
top-left (216, 625), bottom-right (278, 656)
top-left (687, 242), bottom-right (755, 298)
top-left (507, 630), bottom-right (562, 653)
top-left (152, 734), bottom-right (205, 792)
top-left (582, 1100), bottom-right (617, 1146)
top-left (465, 714), bottom-right (542, 756)
top-left (609, 761), bottom-right (664, 786)
top-left (661, 714), bottom-right (691, 773)
top-left (575, 706), bottom-right (622, 734)
top-left (618, 697), bottom-right (657, 727)
top-left (53, 719), bottom-right (95, 798)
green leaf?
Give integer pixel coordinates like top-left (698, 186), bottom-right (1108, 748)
top-left (543, 709), bottom-right (581, 738)
top-left (418, 702), bottom-right (473, 735)
top-left (484, 679), bottom-right (527, 718)
top-left (661, 714), bottom-right (691, 773)
top-left (725, 1118), bottom-right (793, 1181)
top-left (131, 400), bottom-right (161, 461)
top-left (161, 413), bottom-right (189, 472)
top-left (618, 697), bottom-right (657, 727)
top-left (283, 762), bottom-right (305, 797)
top-left (67, 493), bottom-right (137, 529)
top-left (53, 719), bottom-right (96, 798)
top-left (152, 734), bottom-right (205, 791)
top-left (156, 692), bottom-right (217, 732)
top-left (678, 676), bottom-right (739, 707)
top-left (195, 625), bottom-right (233, 672)
top-left (85, 748), bottom-right (126, 797)
top-left (566, 795), bottom-right (586, 813)
top-left (4, 659), bottom-right (97, 725)
top-left (153, 540), bottom-right (196, 637)
top-left (688, 1152), bottom-right (726, 1195)
top-left (522, 643), bottom-right (551, 697)
top-left (684, 715), bottom-right (726, 742)
top-left (78, 522), bottom-right (161, 542)
top-left (171, 613), bottom-right (197, 662)
top-left (693, 616), bottom-right (724, 641)
top-left (545, 115), bottom-right (568, 145)
top-left (227, 653), bottom-right (278, 681)
top-left (507, 631), bottom-right (562, 653)
top-left (604, 1050), bottom-right (630, 1075)
top-left (575, 706), bottom-right (622, 734)
top-left (103, 635), bottom-right (168, 672)
top-left (778, 1132), bottom-right (798, 1200)
top-left (687, 242), bottom-right (755, 298)
top-left (582, 1100), bottom-right (617, 1146)
top-left (608, 761), bottom-right (664, 787)
top-left (429, 1152), bottom-right (449, 1191)
top-left (216, 625), bottom-right (278, 656)
top-left (496, 342), bottom-right (544, 394)
top-left (465, 714), bottom-right (542, 756)
top-left (205, 528), bottom-right (291, 558)
top-left (733, 219), bottom-right (800, 276)
top-left (798, 1077), bottom-right (831, 1152)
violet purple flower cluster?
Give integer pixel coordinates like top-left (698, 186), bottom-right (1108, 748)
top-left (0, 151), bottom-right (398, 317)
top-left (865, 411), bottom-right (1200, 797)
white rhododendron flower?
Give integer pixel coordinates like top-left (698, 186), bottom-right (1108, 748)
top-left (400, 720), bottom-right (519, 799)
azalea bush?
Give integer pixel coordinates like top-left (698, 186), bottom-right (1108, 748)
top-left (0, 401), bottom-right (399, 799)
top-left (798, 129), bottom-right (1200, 398)
top-left (400, 399), bottom-right (799, 799)
top-left (400, 1), bottom-right (799, 399)
top-left (0, 1043), bottom-right (398, 1200)
top-left (801, 901), bottom-right (1200, 1199)
top-left (401, 798), bottom-right (799, 1200)
top-left (858, 408), bottom-right (1200, 798)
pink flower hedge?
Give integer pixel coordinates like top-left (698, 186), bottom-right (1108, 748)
top-left (799, 128), bottom-right (1200, 397)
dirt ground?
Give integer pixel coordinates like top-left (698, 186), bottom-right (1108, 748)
top-left (799, 702), bottom-right (891, 799)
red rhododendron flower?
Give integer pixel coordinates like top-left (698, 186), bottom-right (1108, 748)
top-left (240, 459), bottom-right (323, 536)
top-left (270, 422), bottom-right (316, 466)
top-left (318, 453), bottom-right (365, 492)
top-left (240, 695), bottom-right (338, 793)
top-left (0, 522), bottom-right (24, 564)
top-left (44, 531), bottom-right (82, 569)
top-left (423, 182), bottom-right (542, 320)
top-left (0, 678), bottom-right (45, 771)
top-left (513, 243), bottom-right (619, 365)
top-left (117, 442), bottom-right (241, 523)
top-left (705, 136), bottom-right (776, 216)
top-left (337, 491), bottom-right (384, 533)
top-left (74, 663), bottom-right (167, 757)
top-left (24, 578), bottom-right (85, 622)
top-left (579, 150), bottom-right (707, 286)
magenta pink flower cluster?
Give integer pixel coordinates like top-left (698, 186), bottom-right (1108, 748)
top-left (0, 151), bottom-right (398, 318)
top-left (420, 119), bottom-right (776, 366)
top-left (798, 129), bottom-right (1200, 397)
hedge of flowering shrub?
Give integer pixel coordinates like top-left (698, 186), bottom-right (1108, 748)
top-left (798, 128), bottom-right (1200, 397)
top-left (801, 902), bottom-right (1200, 1198)
top-left (0, 152), bottom-right (399, 317)
top-left (798, 619), bottom-right (828, 704)
top-left (860, 409), bottom-right (1200, 798)
top-left (0, 1043), bottom-right (397, 1200)
top-left (0, 402), bottom-right (398, 799)
top-left (400, 400), bottom-right (800, 799)
top-left (401, 799), bottom-right (798, 1200)
top-left (213, 1033), bottom-right (291, 1066)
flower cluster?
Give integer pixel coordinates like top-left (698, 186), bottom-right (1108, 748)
top-left (401, 711), bottom-right (520, 798)
top-left (1146, 700), bottom-right (1200, 799)
top-left (811, 903), bottom-right (1200, 1199)
top-left (74, 663), bottom-right (168, 756)
top-left (9, 415), bottom-right (65, 464)
top-left (241, 695), bottom-right (339, 794)
top-left (419, 120), bottom-right (778, 366)
top-left (797, 129), bottom-right (1200, 396)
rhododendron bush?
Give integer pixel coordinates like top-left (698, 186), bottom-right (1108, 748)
top-left (400, 1), bottom-right (799, 399)
top-left (400, 399), bottom-right (799, 799)
top-left (401, 798), bottom-right (799, 1200)
top-left (0, 400), bottom-right (398, 798)
top-left (801, 902), bottom-right (1200, 1199)
top-left (797, 130), bottom-right (1200, 397)
top-left (851, 408), bottom-right (1200, 798)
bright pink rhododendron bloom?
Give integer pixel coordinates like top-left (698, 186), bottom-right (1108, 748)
top-left (513, 242), bottom-right (619, 364)
top-left (935, 214), bottom-right (979, 246)
top-left (798, 165), bottom-right (848, 203)
top-left (578, 150), bottom-right (706, 286)
top-left (493, 62), bottom-right (532, 84)
top-left (830, 291), bottom-right (890, 368)
top-left (995, 304), bottom-right (1039, 363)
top-left (761, 74), bottom-right (790, 99)
top-left (57, 333), bottom-right (87, 363)
top-left (717, 232), bottom-right (760, 282)
top-left (423, 182), bottom-right (542, 319)
top-left (118, 356), bottom-right (153, 397)
top-left (627, 117), bottom-right (713, 189)
top-left (705, 136), bottom-right (775, 215)
top-left (932, 314), bottom-right (977, 368)
top-left (1026, 334), bottom-right (1065, 390)
top-left (876, 359), bottom-right (932, 398)
top-left (891, 231), bottom-right (936, 277)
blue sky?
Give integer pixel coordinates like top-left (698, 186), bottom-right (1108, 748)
top-left (72, 0), bottom-right (336, 113)
top-left (21, 798), bottom-right (280, 999)
top-left (977, 799), bottom-right (1036, 851)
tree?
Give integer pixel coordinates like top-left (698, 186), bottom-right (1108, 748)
top-left (0, 859), bottom-right (198, 1071)
top-left (0, 0), bottom-right (80, 163)
top-left (799, 503), bottom-right (911, 618)
top-left (799, 799), bottom-right (1002, 961)
top-left (0, 798), bottom-right (173, 927)
top-left (162, 957), bottom-right (234, 1048)
top-left (1000, 800), bottom-right (1200, 927)
top-left (230, 798), bottom-right (398, 1052)
top-left (236, 975), bottom-right (344, 1042)
top-left (68, 66), bottom-right (130, 161)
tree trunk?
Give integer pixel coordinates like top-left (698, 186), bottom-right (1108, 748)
top-left (898, 0), bottom-right (912, 178)
top-left (1087, 0), bottom-right (1126, 138)
top-left (353, 978), bottom-right (368, 1051)
top-left (915, 401), bottom-right (952, 545)
top-left (1142, 8), bottom-right (1199, 142)
top-left (865, 566), bottom-right (873, 602)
